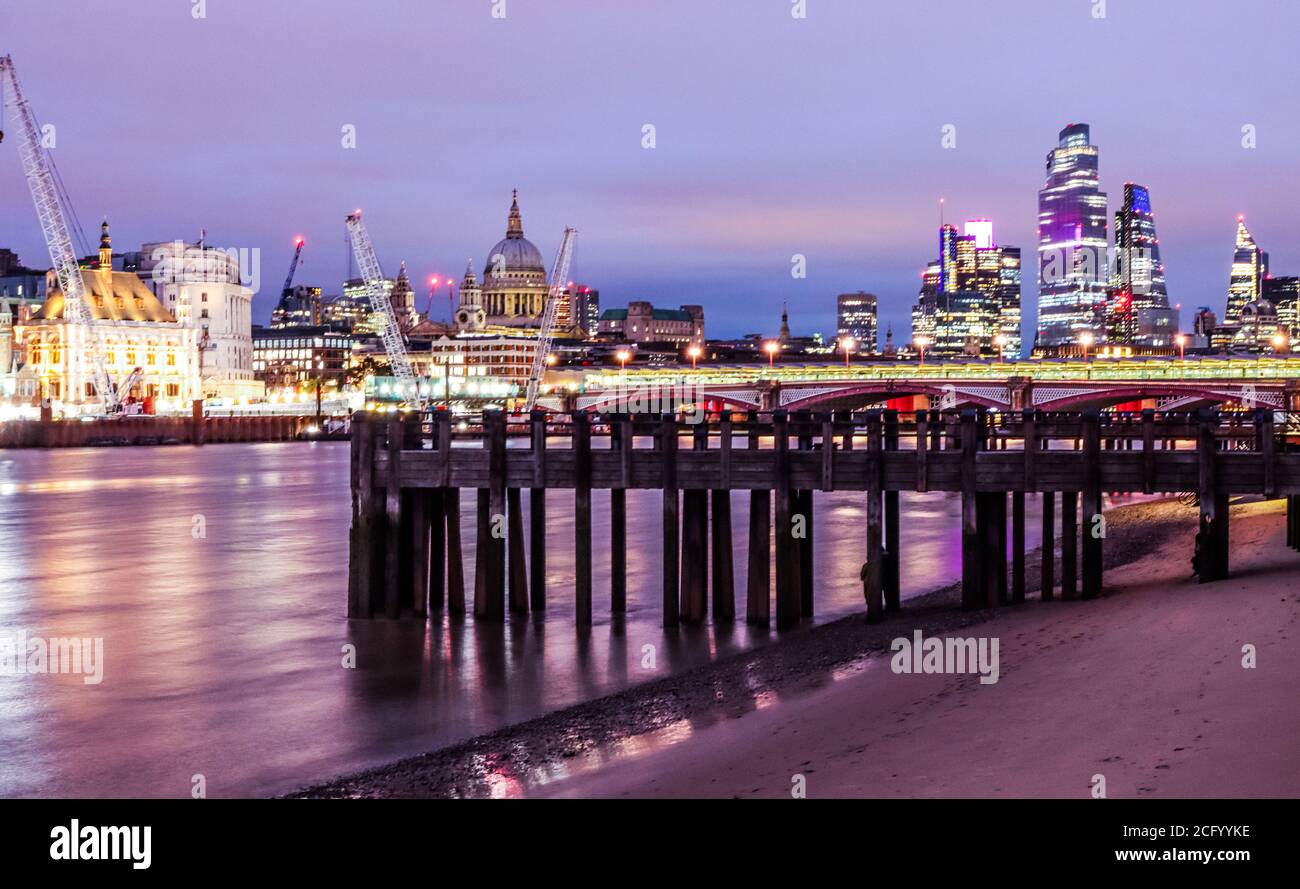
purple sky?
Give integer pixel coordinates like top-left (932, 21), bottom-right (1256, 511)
top-left (3, 0), bottom-right (1296, 342)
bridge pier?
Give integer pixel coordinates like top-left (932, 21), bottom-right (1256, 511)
top-left (746, 412), bottom-right (771, 626)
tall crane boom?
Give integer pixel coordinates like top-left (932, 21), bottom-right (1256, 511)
top-left (345, 211), bottom-right (415, 389)
top-left (1, 54), bottom-right (114, 412)
top-left (281, 237), bottom-right (304, 296)
top-left (524, 227), bottom-right (577, 412)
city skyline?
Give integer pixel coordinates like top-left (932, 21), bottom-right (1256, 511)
top-left (1, 1), bottom-right (1297, 343)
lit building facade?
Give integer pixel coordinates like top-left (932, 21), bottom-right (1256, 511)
top-left (135, 238), bottom-right (260, 400)
top-left (15, 223), bottom-right (200, 409)
top-left (1225, 218), bottom-right (1268, 327)
top-left (913, 221), bottom-right (1020, 358)
top-left (567, 284), bottom-right (601, 337)
top-left (1037, 123), bottom-right (1109, 348)
top-left (836, 292), bottom-right (878, 351)
top-left (252, 326), bottom-right (352, 390)
top-left (1264, 276), bottom-right (1298, 338)
top-left (597, 301), bottom-right (704, 347)
top-left (1108, 183), bottom-right (1175, 346)
top-left (271, 285), bottom-right (322, 329)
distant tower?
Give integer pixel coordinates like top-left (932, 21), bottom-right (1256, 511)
top-left (389, 261), bottom-right (418, 332)
top-left (0, 297), bottom-right (12, 374)
top-left (882, 321), bottom-right (897, 357)
top-left (99, 219), bottom-right (112, 269)
top-left (454, 258), bottom-right (486, 332)
top-left (778, 303), bottom-right (791, 344)
top-left (1037, 124), bottom-right (1109, 347)
top-left (1226, 217), bottom-right (1268, 327)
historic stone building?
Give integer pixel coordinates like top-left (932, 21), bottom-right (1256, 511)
top-left (14, 222), bottom-right (200, 410)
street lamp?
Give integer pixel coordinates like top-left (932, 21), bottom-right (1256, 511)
top-left (764, 340), bottom-right (780, 369)
top-left (687, 344), bottom-right (702, 371)
top-left (1079, 331), bottom-right (1094, 377)
top-left (914, 335), bottom-right (930, 369)
top-left (839, 336), bottom-right (855, 369)
top-left (994, 333), bottom-right (1008, 367)
top-left (1272, 332), bottom-right (1289, 353)
top-left (616, 349), bottom-right (631, 372)
top-left (314, 358), bottom-right (323, 419)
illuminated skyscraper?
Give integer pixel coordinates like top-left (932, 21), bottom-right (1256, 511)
top-left (836, 292), bottom-right (878, 351)
top-left (1036, 124), bottom-right (1109, 348)
top-left (1109, 183), bottom-right (1175, 345)
top-left (1225, 217), bottom-right (1269, 327)
top-left (912, 220), bottom-right (1020, 358)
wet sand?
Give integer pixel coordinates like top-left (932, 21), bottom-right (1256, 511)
top-left (293, 497), bottom-right (1300, 798)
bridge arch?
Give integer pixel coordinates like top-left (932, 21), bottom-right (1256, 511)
top-left (1035, 384), bottom-right (1274, 412)
top-left (781, 382), bottom-right (1007, 412)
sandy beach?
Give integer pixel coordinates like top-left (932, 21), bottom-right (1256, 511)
top-left (534, 499), bottom-right (1299, 799)
top-left (294, 497), bottom-right (1299, 799)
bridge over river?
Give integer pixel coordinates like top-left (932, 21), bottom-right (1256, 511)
top-left (536, 355), bottom-right (1300, 414)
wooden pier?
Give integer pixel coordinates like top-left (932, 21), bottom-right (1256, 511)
top-left (348, 408), bottom-right (1300, 627)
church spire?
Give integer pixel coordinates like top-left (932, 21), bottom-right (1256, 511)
top-left (778, 302), bottom-right (791, 344)
top-left (98, 219), bottom-right (113, 271)
top-left (506, 189), bottom-right (524, 239)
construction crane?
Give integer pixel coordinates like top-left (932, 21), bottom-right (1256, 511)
top-left (523, 227), bottom-right (577, 412)
top-left (271, 236), bottom-right (309, 326)
top-left (344, 210), bottom-right (415, 393)
top-left (282, 236), bottom-right (305, 297)
top-left (1, 54), bottom-right (116, 412)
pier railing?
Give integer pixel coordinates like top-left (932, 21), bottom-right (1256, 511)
top-left (348, 408), bottom-right (1300, 629)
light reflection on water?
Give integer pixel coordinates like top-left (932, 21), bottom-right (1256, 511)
top-left (0, 440), bottom-right (1061, 798)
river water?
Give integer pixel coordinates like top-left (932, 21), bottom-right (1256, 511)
top-left (0, 440), bottom-right (1119, 797)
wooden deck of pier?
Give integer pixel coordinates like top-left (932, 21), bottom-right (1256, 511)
top-left (348, 408), bottom-right (1300, 628)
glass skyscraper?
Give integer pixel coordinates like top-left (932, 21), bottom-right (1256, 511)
top-left (836, 292), bottom-right (878, 351)
top-left (1225, 217), bottom-right (1269, 327)
top-left (1109, 183), bottom-right (1175, 345)
top-left (1036, 124), bottom-right (1109, 348)
top-left (912, 221), bottom-right (1020, 358)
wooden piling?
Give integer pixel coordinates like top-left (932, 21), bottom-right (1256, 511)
top-left (474, 411), bottom-right (507, 621)
top-left (865, 410), bottom-right (884, 622)
top-left (661, 414), bottom-right (680, 628)
top-left (383, 418), bottom-right (404, 619)
top-left (746, 411), bottom-right (771, 626)
top-left (1061, 491), bottom-right (1078, 600)
top-left (573, 411), bottom-right (593, 626)
top-left (960, 410), bottom-right (981, 610)
top-left (883, 410), bottom-right (901, 611)
top-left (445, 488), bottom-right (466, 616)
top-left (1081, 410), bottom-right (1103, 599)
top-left (1012, 491), bottom-right (1025, 603)
top-left (774, 410), bottom-right (801, 628)
top-left (530, 411), bottom-right (547, 611)
top-left (1197, 409), bottom-right (1230, 582)
top-left (429, 487), bottom-right (446, 612)
top-left (1040, 491), bottom-right (1056, 600)
top-left (507, 487), bottom-right (528, 615)
top-left (712, 414), bottom-right (736, 622)
top-left (610, 413), bottom-right (628, 613)
top-left (347, 413), bottom-right (381, 619)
